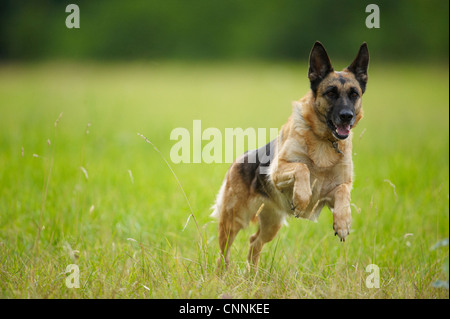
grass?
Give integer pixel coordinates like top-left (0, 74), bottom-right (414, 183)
top-left (0, 60), bottom-right (448, 299)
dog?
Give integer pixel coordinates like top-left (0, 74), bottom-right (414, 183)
top-left (211, 41), bottom-right (369, 269)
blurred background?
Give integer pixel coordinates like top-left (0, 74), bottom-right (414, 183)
top-left (0, 0), bottom-right (448, 63)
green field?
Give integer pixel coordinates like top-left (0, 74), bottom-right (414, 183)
top-left (0, 61), bottom-right (448, 298)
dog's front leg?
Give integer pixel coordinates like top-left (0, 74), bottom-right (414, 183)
top-left (272, 160), bottom-right (312, 213)
top-left (332, 183), bottom-right (352, 241)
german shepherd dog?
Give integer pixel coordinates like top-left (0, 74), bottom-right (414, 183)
top-left (211, 41), bottom-right (369, 269)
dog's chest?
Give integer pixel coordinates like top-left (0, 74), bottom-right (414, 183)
top-left (310, 163), bottom-right (343, 191)
top-left (281, 161), bottom-right (344, 222)
top-left (276, 134), bottom-right (352, 221)
top-left (308, 140), bottom-right (343, 168)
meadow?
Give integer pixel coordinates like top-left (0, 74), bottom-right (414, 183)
top-left (0, 61), bottom-right (448, 299)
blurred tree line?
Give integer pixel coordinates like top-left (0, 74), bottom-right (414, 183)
top-left (0, 0), bottom-right (448, 62)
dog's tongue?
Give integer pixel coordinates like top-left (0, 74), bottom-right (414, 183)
top-left (336, 124), bottom-right (351, 136)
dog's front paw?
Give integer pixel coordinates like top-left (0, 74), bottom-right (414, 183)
top-left (333, 208), bottom-right (351, 242)
top-left (273, 175), bottom-right (294, 191)
top-left (292, 188), bottom-right (312, 215)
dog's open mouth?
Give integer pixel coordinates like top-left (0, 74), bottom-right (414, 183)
top-left (328, 120), bottom-right (351, 140)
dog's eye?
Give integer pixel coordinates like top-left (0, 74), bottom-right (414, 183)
top-left (349, 91), bottom-right (359, 99)
top-left (326, 91), bottom-right (336, 98)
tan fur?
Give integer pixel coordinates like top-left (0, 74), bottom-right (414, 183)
top-left (212, 43), bottom-right (368, 270)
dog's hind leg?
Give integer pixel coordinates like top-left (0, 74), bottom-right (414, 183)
top-left (217, 205), bottom-right (245, 270)
top-left (247, 207), bottom-right (284, 268)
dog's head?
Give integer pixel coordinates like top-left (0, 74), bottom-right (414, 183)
top-left (308, 41), bottom-right (369, 140)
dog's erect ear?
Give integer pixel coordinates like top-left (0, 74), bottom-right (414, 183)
top-left (346, 42), bottom-right (369, 93)
top-left (308, 41), bottom-right (334, 93)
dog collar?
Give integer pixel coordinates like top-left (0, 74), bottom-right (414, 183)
top-left (330, 140), bottom-right (343, 155)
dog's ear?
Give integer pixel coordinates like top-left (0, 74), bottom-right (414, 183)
top-left (346, 42), bottom-right (369, 93)
top-left (308, 41), bottom-right (334, 93)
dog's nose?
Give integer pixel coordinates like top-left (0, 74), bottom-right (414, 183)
top-left (339, 110), bottom-right (354, 122)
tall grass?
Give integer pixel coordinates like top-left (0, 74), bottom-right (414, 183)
top-left (0, 61), bottom-right (448, 298)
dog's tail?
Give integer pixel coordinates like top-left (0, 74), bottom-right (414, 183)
top-left (210, 173), bottom-right (227, 220)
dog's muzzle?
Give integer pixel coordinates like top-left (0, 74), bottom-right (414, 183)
top-left (328, 110), bottom-right (355, 140)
